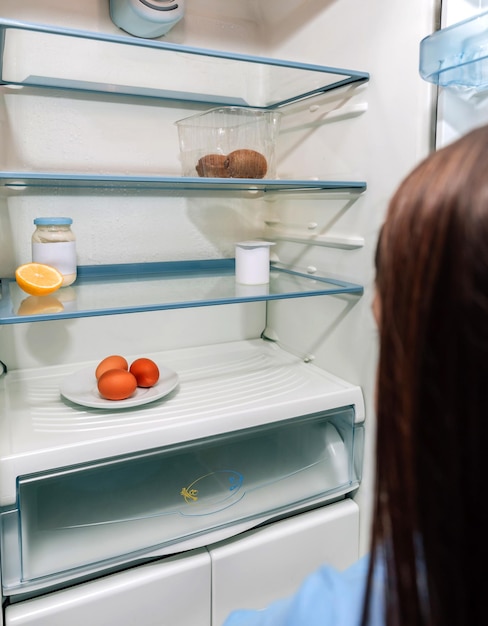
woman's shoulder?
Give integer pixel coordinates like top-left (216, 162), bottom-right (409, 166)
top-left (222, 555), bottom-right (384, 626)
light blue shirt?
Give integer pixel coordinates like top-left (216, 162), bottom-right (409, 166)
top-left (222, 555), bottom-right (385, 626)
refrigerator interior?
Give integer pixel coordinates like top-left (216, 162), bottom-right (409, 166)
top-left (0, 0), bottom-right (438, 620)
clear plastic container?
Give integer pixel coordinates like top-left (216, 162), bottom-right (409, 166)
top-left (175, 107), bottom-right (282, 179)
top-left (31, 217), bottom-right (77, 287)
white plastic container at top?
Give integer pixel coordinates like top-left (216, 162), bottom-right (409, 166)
top-left (109, 0), bottom-right (185, 39)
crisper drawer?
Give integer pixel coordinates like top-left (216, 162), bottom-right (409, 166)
top-left (0, 406), bottom-right (363, 595)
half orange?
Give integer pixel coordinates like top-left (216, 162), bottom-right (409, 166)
top-left (15, 263), bottom-right (63, 296)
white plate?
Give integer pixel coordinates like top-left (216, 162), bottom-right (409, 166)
top-left (60, 364), bottom-right (179, 409)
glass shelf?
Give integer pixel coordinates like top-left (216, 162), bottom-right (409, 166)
top-left (0, 172), bottom-right (367, 194)
top-left (0, 18), bottom-right (369, 108)
top-left (0, 260), bottom-right (363, 324)
top-left (420, 10), bottom-right (488, 90)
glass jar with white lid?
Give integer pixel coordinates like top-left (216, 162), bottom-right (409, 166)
top-left (31, 217), bottom-right (77, 287)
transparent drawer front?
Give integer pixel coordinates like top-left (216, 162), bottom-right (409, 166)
top-left (1, 406), bottom-right (362, 591)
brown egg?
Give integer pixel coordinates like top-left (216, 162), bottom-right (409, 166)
top-left (196, 154), bottom-right (230, 178)
top-left (130, 358), bottom-right (160, 388)
top-left (97, 369), bottom-right (137, 401)
top-left (224, 149), bottom-right (268, 178)
top-left (95, 355), bottom-right (129, 380)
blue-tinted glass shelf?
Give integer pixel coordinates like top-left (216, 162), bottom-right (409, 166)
top-left (420, 10), bottom-right (488, 90)
top-left (0, 20), bottom-right (367, 326)
top-left (0, 260), bottom-right (363, 324)
top-left (0, 18), bottom-right (369, 108)
top-left (0, 172), bottom-right (367, 194)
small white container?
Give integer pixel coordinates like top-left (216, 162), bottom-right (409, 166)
top-left (109, 0), bottom-right (185, 39)
top-left (235, 241), bottom-right (275, 285)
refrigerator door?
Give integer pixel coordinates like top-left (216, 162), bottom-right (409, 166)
top-left (209, 499), bottom-right (359, 626)
top-left (4, 548), bottom-right (211, 626)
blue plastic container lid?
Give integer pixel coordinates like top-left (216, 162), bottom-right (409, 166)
top-left (34, 217), bottom-right (73, 225)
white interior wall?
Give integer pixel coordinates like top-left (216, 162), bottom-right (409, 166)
top-left (0, 0), bottom-right (269, 281)
top-left (0, 0), bottom-right (271, 372)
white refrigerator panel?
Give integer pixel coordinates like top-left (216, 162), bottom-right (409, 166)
top-left (210, 499), bottom-right (359, 626)
top-left (5, 548), bottom-right (211, 626)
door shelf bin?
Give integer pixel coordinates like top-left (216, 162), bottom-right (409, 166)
top-left (1, 406), bottom-right (363, 594)
top-left (420, 9), bottom-right (488, 90)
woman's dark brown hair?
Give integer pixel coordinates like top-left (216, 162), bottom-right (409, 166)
top-left (363, 126), bottom-right (488, 625)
